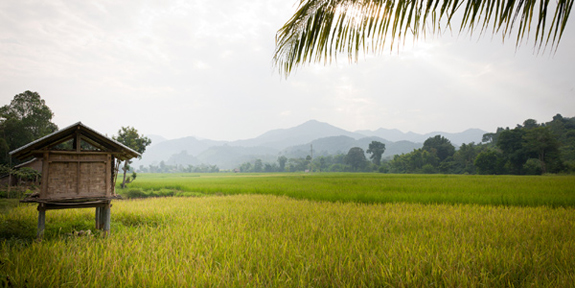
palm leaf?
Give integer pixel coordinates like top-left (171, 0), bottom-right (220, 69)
top-left (274, 0), bottom-right (574, 76)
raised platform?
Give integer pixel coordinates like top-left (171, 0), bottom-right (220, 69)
top-left (21, 195), bottom-right (122, 238)
top-left (20, 195), bottom-right (122, 209)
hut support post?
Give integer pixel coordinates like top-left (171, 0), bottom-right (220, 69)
top-left (37, 205), bottom-right (46, 239)
top-left (103, 203), bottom-right (111, 237)
top-left (100, 206), bottom-right (107, 230)
top-left (95, 207), bottom-right (101, 230)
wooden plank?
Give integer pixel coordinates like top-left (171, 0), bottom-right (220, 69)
top-left (79, 135), bottom-right (109, 152)
top-left (44, 203), bottom-right (110, 210)
top-left (48, 160), bottom-right (107, 163)
top-left (35, 150), bottom-right (113, 155)
top-left (20, 195), bottom-right (121, 204)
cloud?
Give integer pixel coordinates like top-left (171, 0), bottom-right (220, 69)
top-left (1, 0), bottom-right (574, 140)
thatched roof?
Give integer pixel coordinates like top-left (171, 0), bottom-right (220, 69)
top-left (10, 122), bottom-right (140, 161)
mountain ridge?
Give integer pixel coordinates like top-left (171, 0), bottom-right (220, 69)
top-left (136, 120), bottom-right (487, 169)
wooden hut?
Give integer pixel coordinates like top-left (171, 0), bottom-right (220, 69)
top-left (10, 122), bottom-right (140, 237)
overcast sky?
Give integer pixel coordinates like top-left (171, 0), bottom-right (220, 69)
top-left (1, 0), bottom-right (574, 141)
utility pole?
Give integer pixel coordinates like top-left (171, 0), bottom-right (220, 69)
top-left (310, 144), bottom-right (313, 160)
top-left (309, 144), bottom-right (313, 173)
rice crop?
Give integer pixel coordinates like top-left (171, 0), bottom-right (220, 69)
top-left (2, 195), bottom-right (575, 287)
top-left (123, 173), bottom-right (575, 207)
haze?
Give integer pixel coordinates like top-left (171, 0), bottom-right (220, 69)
top-left (1, 0), bottom-right (574, 141)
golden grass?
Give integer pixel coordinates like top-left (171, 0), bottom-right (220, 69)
top-left (2, 195), bottom-right (574, 287)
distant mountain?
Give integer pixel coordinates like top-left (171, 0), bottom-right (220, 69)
top-left (231, 120), bottom-right (364, 149)
top-left (135, 120), bottom-right (488, 170)
top-left (146, 134), bottom-right (168, 147)
top-left (166, 150), bottom-right (200, 166)
top-left (355, 128), bottom-right (487, 146)
top-left (134, 136), bottom-right (226, 168)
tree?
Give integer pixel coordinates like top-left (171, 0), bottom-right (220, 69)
top-left (345, 147), bottom-right (368, 171)
top-left (113, 127), bottom-right (151, 188)
top-left (474, 149), bottom-right (504, 174)
top-left (0, 91), bottom-right (58, 164)
top-left (482, 127), bottom-right (505, 145)
top-left (366, 141), bottom-right (386, 166)
top-left (523, 126), bottom-right (560, 174)
top-left (388, 148), bottom-right (440, 173)
top-left (523, 119), bottom-right (540, 129)
top-left (240, 162), bottom-right (252, 172)
top-left (254, 159), bottom-right (263, 172)
top-left (497, 128), bottom-right (529, 174)
top-left (423, 135), bottom-right (455, 162)
top-left (278, 155), bottom-right (287, 171)
top-left (288, 157), bottom-right (310, 172)
top-left (452, 142), bottom-right (483, 174)
top-left (273, 0), bottom-right (573, 76)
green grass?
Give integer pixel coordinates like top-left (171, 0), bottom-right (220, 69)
top-left (0, 199), bottom-right (19, 214)
top-left (1, 195), bottom-right (574, 287)
top-left (121, 173), bottom-right (575, 207)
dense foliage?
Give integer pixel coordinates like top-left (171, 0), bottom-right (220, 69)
top-left (387, 114), bottom-right (575, 175)
top-left (113, 127), bottom-right (152, 188)
top-left (0, 91), bottom-right (58, 165)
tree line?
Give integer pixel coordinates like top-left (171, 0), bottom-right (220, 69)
top-left (138, 162), bottom-right (220, 173)
top-left (2, 91), bottom-right (574, 176)
top-left (234, 115), bottom-right (575, 175)
top-left (237, 141), bottom-right (387, 173)
top-left (385, 115), bottom-right (575, 175)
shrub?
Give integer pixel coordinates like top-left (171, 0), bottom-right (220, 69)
top-left (524, 158), bottom-right (543, 175)
top-left (125, 188), bottom-right (147, 198)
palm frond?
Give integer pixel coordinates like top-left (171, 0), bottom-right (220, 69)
top-left (274, 0), bottom-right (574, 76)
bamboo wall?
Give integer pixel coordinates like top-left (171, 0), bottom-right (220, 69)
top-left (42, 152), bottom-right (112, 200)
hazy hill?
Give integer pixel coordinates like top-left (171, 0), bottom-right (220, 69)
top-left (231, 120), bottom-right (364, 149)
top-left (134, 136), bottom-right (226, 168)
top-left (146, 134), bottom-right (168, 147)
top-left (135, 120), bottom-right (487, 170)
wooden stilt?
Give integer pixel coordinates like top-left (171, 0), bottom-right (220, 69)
top-left (37, 205), bottom-right (46, 239)
top-left (95, 207), bottom-right (101, 230)
top-left (103, 203), bottom-right (111, 237)
top-left (99, 206), bottom-right (106, 230)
